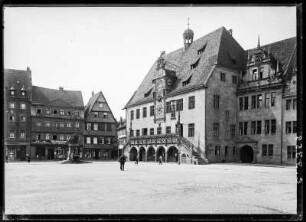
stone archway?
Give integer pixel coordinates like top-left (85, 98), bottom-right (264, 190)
top-left (167, 146), bottom-right (179, 162)
top-left (139, 147), bottom-right (146, 161)
top-left (147, 147), bottom-right (155, 162)
top-left (240, 145), bottom-right (254, 163)
top-left (156, 146), bottom-right (166, 162)
top-left (181, 153), bottom-right (187, 163)
top-left (130, 147), bottom-right (138, 161)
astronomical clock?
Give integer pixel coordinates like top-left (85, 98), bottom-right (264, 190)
top-left (154, 69), bottom-right (166, 123)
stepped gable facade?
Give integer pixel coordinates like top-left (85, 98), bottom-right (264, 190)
top-left (83, 91), bottom-right (118, 160)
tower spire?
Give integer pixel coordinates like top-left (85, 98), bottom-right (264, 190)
top-left (187, 17), bottom-right (190, 30)
top-left (257, 35), bottom-right (261, 48)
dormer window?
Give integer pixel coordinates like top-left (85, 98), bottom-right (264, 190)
top-left (197, 43), bottom-right (207, 55)
top-left (21, 86), bottom-right (26, 96)
top-left (182, 75), bottom-right (192, 87)
top-left (152, 92), bottom-right (156, 100)
top-left (10, 86), bottom-right (15, 96)
top-left (252, 69), bottom-right (258, 81)
top-left (259, 68), bottom-right (264, 79)
top-left (190, 58), bottom-right (200, 70)
top-left (144, 88), bottom-right (153, 98)
top-left (99, 103), bottom-right (103, 108)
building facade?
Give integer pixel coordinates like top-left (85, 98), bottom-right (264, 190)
top-left (83, 91), bottom-right (117, 160)
top-left (117, 117), bottom-right (126, 157)
top-left (4, 68), bottom-right (33, 161)
top-left (30, 86), bottom-right (85, 160)
top-left (123, 26), bottom-right (297, 165)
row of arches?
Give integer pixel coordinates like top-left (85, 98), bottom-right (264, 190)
top-left (129, 146), bottom-right (188, 163)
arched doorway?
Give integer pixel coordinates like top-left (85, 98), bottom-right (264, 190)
top-left (167, 146), bottom-right (179, 162)
top-left (130, 147), bottom-right (138, 161)
top-left (240, 145), bottom-right (254, 163)
top-left (156, 146), bottom-right (166, 162)
top-left (139, 147), bottom-right (146, 161)
top-left (181, 153), bottom-right (187, 163)
top-left (147, 147), bottom-right (155, 162)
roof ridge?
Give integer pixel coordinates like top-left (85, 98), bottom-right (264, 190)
top-left (247, 36), bottom-right (296, 51)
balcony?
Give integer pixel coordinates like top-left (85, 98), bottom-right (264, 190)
top-left (129, 134), bottom-right (180, 147)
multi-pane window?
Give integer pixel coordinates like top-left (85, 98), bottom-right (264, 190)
top-left (265, 93), bottom-right (270, 108)
top-left (213, 123), bottom-right (220, 136)
top-left (157, 127), bottom-right (162, 135)
top-left (131, 110), bottom-right (134, 120)
top-left (188, 123), bottom-right (195, 137)
top-left (93, 112), bottom-right (98, 118)
top-left (93, 123), bottom-right (98, 131)
top-left (293, 99), bottom-right (297, 110)
top-left (60, 110), bottom-right (65, 116)
top-left (46, 134), bottom-right (50, 140)
top-left (60, 122), bottom-right (65, 128)
top-left (220, 72), bottom-right (226, 82)
top-left (100, 137), bottom-right (105, 144)
top-left (251, 95), bottom-right (256, 109)
top-left (67, 122), bottom-right (71, 128)
top-left (262, 144), bottom-right (267, 156)
top-left (244, 97), bottom-right (249, 110)
top-left (106, 137), bottom-right (111, 144)
top-left (215, 146), bottom-right (220, 156)
top-left (243, 122), bottom-right (248, 135)
top-left (9, 130), bottom-right (15, 138)
top-left (53, 109), bottom-right (58, 114)
top-left (46, 108), bottom-right (50, 114)
top-left (142, 128), bottom-right (148, 136)
top-left (107, 123), bottom-right (112, 131)
top-left (37, 108), bottom-right (42, 114)
top-left (268, 144), bottom-right (273, 156)
top-left (87, 123), bottom-right (91, 131)
top-left (176, 99), bottom-right (183, 111)
top-left (136, 109), bottom-right (140, 119)
top-left (93, 137), bottom-right (98, 144)
top-left (45, 121), bottom-right (51, 127)
top-left (225, 146), bottom-right (228, 156)
top-left (86, 137), bottom-right (91, 144)
top-left (232, 75), bottom-right (237, 84)
top-left (188, 96), bottom-right (195, 109)
top-left (213, 95), bottom-right (220, 108)
top-left (230, 125), bottom-right (235, 137)
top-left (251, 121), bottom-right (256, 135)
top-left (239, 122), bottom-right (243, 135)
top-left (37, 122), bottom-right (42, 127)
top-left (171, 101), bottom-right (176, 119)
top-left (257, 94), bottom-right (262, 108)
top-left (150, 105), bottom-right (154, 116)
top-left (9, 114), bottom-right (15, 121)
top-left (271, 119), bottom-right (276, 134)
top-left (75, 122), bottom-right (79, 128)
top-left (103, 112), bottom-right (108, 119)
top-left (225, 110), bottom-right (230, 120)
top-left (99, 103), bottom-right (103, 108)
top-left (52, 135), bottom-right (57, 140)
top-left (239, 97), bottom-right (243, 110)
top-left (20, 115), bottom-right (26, 122)
top-left (257, 121), bottom-right (262, 134)
top-left (287, 146), bottom-right (296, 159)
top-left (271, 92), bottom-right (276, 107)
top-left (20, 130), bottom-right (25, 138)
top-left (20, 103), bottom-right (26, 109)
top-left (59, 134), bottom-right (64, 141)
top-left (166, 102), bottom-right (171, 113)
top-left (166, 126), bottom-right (171, 134)
top-left (286, 121), bottom-right (292, 134)
top-left (252, 69), bottom-right (258, 80)
top-left (136, 130), bottom-right (140, 137)
top-left (150, 128), bottom-right (154, 135)
top-left (293, 121), bottom-right (297, 133)
top-left (143, 107), bottom-right (147, 118)
top-left (265, 120), bottom-right (270, 134)
top-left (286, 99), bottom-right (291, 110)
top-left (9, 103), bottom-right (15, 109)
top-left (130, 130), bottom-right (134, 137)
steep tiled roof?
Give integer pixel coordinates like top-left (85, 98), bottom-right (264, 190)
top-left (247, 37), bottom-right (296, 74)
top-left (4, 69), bottom-right (32, 91)
top-left (124, 26), bottom-right (246, 109)
top-left (85, 92), bottom-right (100, 117)
top-left (32, 86), bottom-right (84, 108)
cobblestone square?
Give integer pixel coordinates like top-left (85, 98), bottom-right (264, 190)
top-left (5, 161), bottom-right (297, 215)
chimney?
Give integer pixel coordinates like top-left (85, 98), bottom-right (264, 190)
top-left (59, 86), bottom-right (64, 91)
top-left (92, 91), bottom-right (94, 97)
top-left (27, 66), bottom-right (31, 72)
top-left (228, 29), bottom-right (233, 36)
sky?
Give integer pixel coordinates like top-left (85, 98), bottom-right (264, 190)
top-left (4, 6), bottom-right (297, 120)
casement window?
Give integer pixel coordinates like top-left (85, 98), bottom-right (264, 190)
top-left (45, 121), bottom-right (51, 127)
top-left (265, 120), bottom-right (270, 134)
top-left (152, 92), bottom-right (156, 99)
top-left (257, 121), bottom-right (262, 134)
top-left (262, 144), bottom-right (267, 156)
top-left (252, 69), bottom-right (258, 80)
top-left (213, 123), bottom-right (220, 136)
top-left (150, 128), bottom-right (154, 135)
top-left (287, 146), bottom-right (296, 159)
top-left (9, 103), bottom-right (15, 109)
top-left (87, 123), bottom-right (91, 131)
top-left (166, 102), bottom-right (171, 113)
top-left (157, 127), bottom-right (162, 135)
top-left (136, 109), bottom-right (140, 119)
top-left (286, 99), bottom-right (291, 110)
top-left (188, 96), bottom-right (195, 109)
top-left (286, 122), bottom-right (292, 134)
top-left (271, 92), bottom-right (276, 107)
top-left (257, 94), bottom-right (262, 108)
top-left (46, 134), bottom-right (50, 140)
top-left (86, 137), bottom-right (91, 144)
top-left (220, 72), bottom-right (226, 82)
top-left (100, 137), bottom-right (105, 144)
top-left (131, 110), bottom-right (134, 120)
top-left (9, 130), bottom-right (15, 138)
top-left (176, 99), bottom-right (183, 111)
top-left (67, 122), bottom-right (71, 128)
top-left (75, 122), bottom-right (79, 128)
top-left (20, 103), bottom-right (26, 109)
top-left (230, 125), bottom-right (235, 137)
top-left (93, 112), bottom-right (98, 118)
top-left (60, 110), bottom-right (65, 116)
top-left (99, 103), bottom-right (103, 108)
top-left (293, 121), bottom-right (297, 133)
top-left (93, 137), bottom-right (98, 144)
top-left (265, 93), bottom-right (270, 108)
top-left (52, 135), bottom-right (58, 140)
top-left (232, 75), bottom-right (237, 84)
top-left (59, 134), bottom-right (64, 141)
top-left (53, 109), bottom-right (58, 114)
top-left (225, 146), bottom-right (228, 156)
top-left (142, 128), bottom-right (148, 136)
top-left (251, 95), bottom-right (256, 109)
top-left (93, 123), bottom-right (98, 131)
top-left (150, 105), bottom-right (154, 116)
top-left (239, 122), bottom-right (243, 135)
top-left (45, 108), bottom-right (51, 114)
top-left (37, 108), bottom-right (42, 114)
top-left (244, 97), bottom-right (249, 110)
top-left (293, 99), bottom-right (297, 110)
top-left (268, 144), bottom-right (273, 156)
top-left (271, 119), bottom-right (276, 134)
top-left (213, 95), bottom-right (220, 109)
top-left (243, 122), bottom-right (248, 135)
top-left (166, 126), bottom-right (171, 134)
top-left (143, 107), bottom-right (147, 118)
top-left (9, 115), bottom-right (15, 121)
top-left (225, 110), bottom-right (230, 120)
top-left (20, 130), bottom-right (25, 138)
top-left (60, 122), bottom-right (64, 128)
top-left (251, 121), bottom-right (256, 135)
top-left (136, 130), bottom-right (140, 137)
top-left (37, 134), bottom-right (42, 140)
top-left (20, 115), bottom-right (26, 122)
top-left (107, 123), bottom-right (112, 131)
top-left (233, 146), bottom-right (236, 156)
top-left (239, 97), bottom-right (243, 110)
top-left (215, 146), bottom-right (220, 156)
top-left (37, 122), bottom-right (42, 127)
top-left (259, 68), bottom-right (264, 79)
top-left (103, 112), bottom-right (108, 119)
top-left (130, 130), bottom-right (134, 137)
top-left (188, 123), bottom-right (195, 137)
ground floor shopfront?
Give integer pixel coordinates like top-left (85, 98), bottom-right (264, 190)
top-left (83, 148), bottom-right (118, 160)
top-left (5, 144), bottom-right (30, 161)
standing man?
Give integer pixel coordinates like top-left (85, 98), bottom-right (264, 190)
top-left (5, 155), bottom-right (8, 163)
top-left (27, 154), bottom-right (31, 163)
top-left (135, 155), bottom-right (139, 165)
top-left (158, 155), bottom-right (163, 165)
top-left (119, 155), bottom-right (126, 171)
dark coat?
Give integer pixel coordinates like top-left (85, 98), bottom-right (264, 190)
top-left (119, 156), bottom-right (126, 163)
